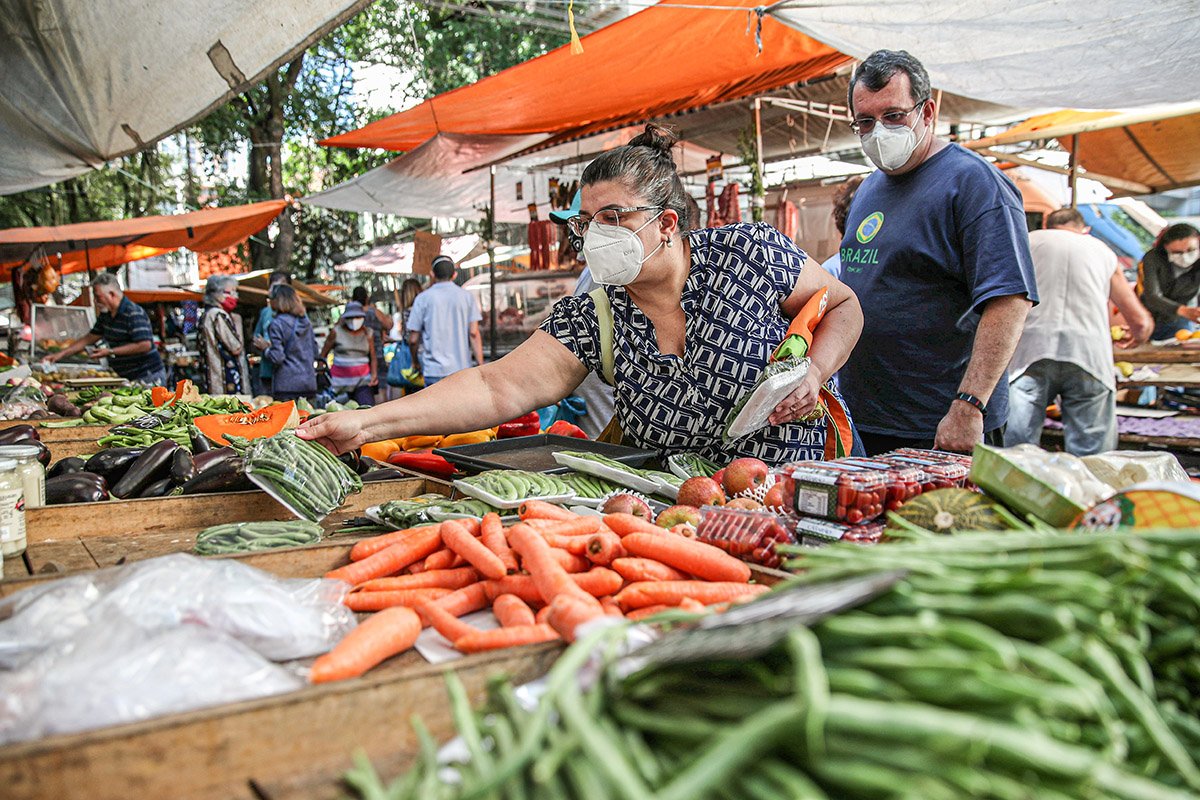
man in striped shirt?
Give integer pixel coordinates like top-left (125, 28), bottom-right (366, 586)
top-left (45, 272), bottom-right (166, 384)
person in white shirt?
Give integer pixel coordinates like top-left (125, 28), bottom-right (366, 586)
top-left (1005, 207), bottom-right (1153, 455)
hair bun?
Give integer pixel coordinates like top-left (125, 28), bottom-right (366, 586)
top-left (627, 123), bottom-right (679, 156)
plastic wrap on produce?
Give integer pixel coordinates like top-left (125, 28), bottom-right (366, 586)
top-left (0, 616), bottom-right (301, 745)
top-left (989, 444), bottom-right (1113, 507)
top-left (1081, 451), bottom-right (1190, 490)
top-left (244, 432), bottom-right (363, 521)
top-left (0, 553), bottom-right (356, 668)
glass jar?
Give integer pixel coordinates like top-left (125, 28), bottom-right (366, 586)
top-left (0, 445), bottom-right (45, 509)
top-left (0, 458), bottom-right (26, 558)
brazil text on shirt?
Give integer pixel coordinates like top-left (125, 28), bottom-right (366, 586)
top-left (89, 296), bottom-right (164, 379)
top-left (840, 211), bottom-right (886, 272)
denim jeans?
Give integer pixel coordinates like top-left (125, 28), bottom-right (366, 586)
top-left (1005, 359), bottom-right (1116, 456)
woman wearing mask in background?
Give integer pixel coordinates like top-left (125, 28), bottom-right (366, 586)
top-left (198, 275), bottom-right (250, 395)
top-left (352, 286), bottom-right (390, 400)
top-left (300, 125), bottom-right (863, 464)
top-left (1138, 223), bottom-right (1200, 340)
top-left (264, 285), bottom-right (317, 402)
top-left (320, 301), bottom-right (377, 407)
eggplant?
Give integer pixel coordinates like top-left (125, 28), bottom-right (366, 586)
top-left (337, 449), bottom-right (362, 473)
top-left (46, 472), bottom-right (109, 504)
top-left (84, 447), bottom-right (146, 484)
top-left (361, 467), bottom-right (404, 482)
top-left (193, 446), bottom-right (239, 475)
top-left (112, 440), bottom-right (179, 499)
top-left (48, 456), bottom-right (87, 479)
top-left (0, 424), bottom-right (39, 444)
top-left (179, 456), bottom-right (247, 495)
top-left (189, 425), bottom-right (212, 454)
top-left (169, 448), bottom-right (195, 484)
top-left (138, 477), bottom-right (175, 498)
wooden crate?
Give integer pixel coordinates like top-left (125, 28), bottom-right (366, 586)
top-left (11, 478), bottom-right (449, 582)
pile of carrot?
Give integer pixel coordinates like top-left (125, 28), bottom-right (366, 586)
top-left (308, 499), bottom-right (770, 683)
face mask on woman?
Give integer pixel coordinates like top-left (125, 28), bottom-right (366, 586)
top-left (345, 318), bottom-right (365, 331)
top-left (1168, 247), bottom-right (1200, 270)
top-left (219, 295), bottom-right (238, 312)
top-left (581, 210), bottom-right (665, 286)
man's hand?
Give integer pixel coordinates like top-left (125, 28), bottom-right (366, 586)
top-left (43, 351), bottom-right (62, 364)
top-left (933, 401), bottom-right (984, 453)
top-left (296, 410), bottom-right (372, 456)
top-left (1178, 306), bottom-right (1200, 323)
top-left (90, 347), bottom-right (111, 359)
top-left (768, 371), bottom-right (823, 427)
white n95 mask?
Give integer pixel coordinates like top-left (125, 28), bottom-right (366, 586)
top-left (581, 210), bottom-right (665, 286)
top-left (346, 318), bottom-right (364, 331)
top-left (1168, 248), bottom-right (1199, 270)
top-left (861, 118), bottom-right (929, 172)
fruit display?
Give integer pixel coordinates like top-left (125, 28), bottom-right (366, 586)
top-left (887, 487), bottom-right (1013, 535)
top-left (837, 456), bottom-right (924, 510)
top-left (793, 515), bottom-right (887, 545)
top-left (784, 461), bottom-right (888, 524)
top-left (455, 469), bottom-right (573, 508)
top-left (599, 492), bottom-right (656, 520)
top-left (878, 452), bottom-right (971, 491)
top-left (694, 504), bottom-right (796, 568)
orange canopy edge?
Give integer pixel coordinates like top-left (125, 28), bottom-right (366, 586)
top-left (0, 200), bottom-right (287, 281)
top-left (321, 0), bottom-right (849, 152)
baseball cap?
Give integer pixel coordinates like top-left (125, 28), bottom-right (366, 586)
top-left (549, 189), bottom-right (581, 225)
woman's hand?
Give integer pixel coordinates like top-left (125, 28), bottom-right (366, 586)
top-left (252, 336), bottom-right (269, 352)
top-left (297, 410), bottom-right (373, 455)
top-left (768, 370), bottom-right (823, 426)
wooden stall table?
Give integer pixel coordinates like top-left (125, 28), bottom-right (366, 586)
top-left (1115, 343), bottom-right (1200, 364)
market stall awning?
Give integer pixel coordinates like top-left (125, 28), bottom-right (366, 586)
top-left (0, 200), bottom-right (287, 281)
top-left (125, 289), bottom-right (204, 304)
top-left (334, 234), bottom-right (480, 274)
top-left (233, 270), bottom-right (338, 307)
top-left (320, 0), bottom-right (849, 152)
top-left (967, 105), bottom-right (1200, 195)
top-left (767, 0), bottom-right (1200, 109)
top-left (0, 0), bottom-right (371, 195)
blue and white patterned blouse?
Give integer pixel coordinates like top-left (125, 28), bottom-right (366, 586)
top-left (540, 222), bottom-right (838, 464)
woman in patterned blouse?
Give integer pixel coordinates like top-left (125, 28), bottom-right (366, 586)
top-left (300, 125), bottom-right (863, 464)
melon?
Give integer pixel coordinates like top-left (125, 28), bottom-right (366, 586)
top-left (891, 488), bottom-right (1010, 535)
top-left (193, 400), bottom-right (300, 445)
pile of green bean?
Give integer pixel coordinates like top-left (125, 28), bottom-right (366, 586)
top-left (244, 433), bottom-right (363, 521)
top-left (344, 528), bottom-right (1200, 800)
top-left (193, 520), bottom-right (323, 554)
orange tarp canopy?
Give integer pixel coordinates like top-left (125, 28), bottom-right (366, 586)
top-left (968, 105), bottom-right (1200, 195)
top-left (321, 0), bottom-right (849, 152)
top-left (0, 200), bottom-right (286, 281)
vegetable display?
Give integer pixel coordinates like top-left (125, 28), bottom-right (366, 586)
top-left (194, 521), bottom-right (324, 555)
top-left (344, 527), bottom-right (1200, 800)
top-left (243, 432), bottom-right (363, 521)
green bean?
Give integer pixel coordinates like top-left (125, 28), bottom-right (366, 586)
top-left (445, 671), bottom-right (495, 790)
top-left (555, 684), bottom-right (650, 800)
top-left (785, 627), bottom-right (827, 759)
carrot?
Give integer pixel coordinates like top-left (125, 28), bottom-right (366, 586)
top-left (310, 606), bottom-right (421, 683)
top-left (508, 523), bottom-right (592, 604)
top-left (518, 499), bottom-right (575, 521)
top-left (454, 624), bottom-right (560, 653)
top-left (678, 597), bottom-right (708, 613)
top-left (536, 517), bottom-right (603, 537)
top-left (535, 604), bottom-right (553, 625)
top-left (345, 587), bottom-right (452, 612)
top-left (355, 568), bottom-right (480, 593)
top-left (599, 595), bottom-right (624, 618)
top-left (349, 524), bottom-right (442, 562)
top-left (612, 557), bottom-right (687, 583)
top-left (420, 601), bottom-right (479, 643)
top-left (541, 532), bottom-right (589, 553)
top-left (325, 527), bottom-right (444, 585)
top-left (546, 593), bottom-right (604, 642)
top-left (480, 513), bottom-right (519, 574)
top-left (407, 561), bottom-right (427, 574)
top-left (548, 548), bottom-right (591, 573)
top-left (484, 567), bottom-right (623, 603)
top-left (604, 513), bottom-right (667, 538)
top-left (456, 517), bottom-right (482, 536)
top-left (424, 548), bottom-right (457, 571)
top-left (433, 581), bottom-right (490, 616)
top-left (621, 532), bottom-right (751, 583)
top-left (583, 532), bottom-right (626, 566)
top-left (626, 604), bottom-right (672, 621)
top-left (441, 519), bottom-right (507, 580)
top-left (614, 581), bottom-right (770, 611)
top-left (493, 593), bottom-right (536, 627)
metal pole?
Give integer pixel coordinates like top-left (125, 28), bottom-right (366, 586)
top-left (753, 97), bottom-right (766, 222)
top-left (1068, 134), bottom-right (1080, 208)
top-left (488, 166), bottom-right (498, 361)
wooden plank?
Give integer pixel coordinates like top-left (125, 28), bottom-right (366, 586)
top-left (0, 422), bottom-right (109, 443)
top-left (23, 539), bottom-right (99, 575)
top-left (1116, 345), bottom-right (1200, 364)
top-left (0, 643), bottom-right (562, 800)
top-left (27, 477), bottom-right (446, 544)
top-left (42, 439), bottom-right (101, 460)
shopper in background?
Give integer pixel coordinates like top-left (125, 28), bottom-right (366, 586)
top-left (351, 286), bottom-right (391, 399)
top-left (251, 271), bottom-right (292, 396)
top-left (1005, 207), bottom-right (1153, 455)
top-left (197, 275), bottom-right (250, 395)
top-left (320, 301), bottom-right (377, 407)
top-left (45, 272), bottom-right (167, 385)
top-left (1137, 222), bottom-right (1200, 340)
top-left (406, 255), bottom-right (484, 387)
top-left (391, 278), bottom-right (423, 342)
top-left (819, 176), bottom-right (865, 280)
top-left (263, 284), bottom-right (317, 402)
top-left (837, 49), bottom-right (1037, 455)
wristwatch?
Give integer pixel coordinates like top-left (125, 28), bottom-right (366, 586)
top-left (954, 391), bottom-right (987, 416)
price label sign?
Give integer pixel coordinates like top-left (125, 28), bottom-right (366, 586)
top-left (412, 231), bottom-right (443, 276)
top-left (706, 155), bottom-right (724, 182)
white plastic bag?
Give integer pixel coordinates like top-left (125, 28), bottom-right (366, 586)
top-left (1081, 451), bottom-right (1190, 490)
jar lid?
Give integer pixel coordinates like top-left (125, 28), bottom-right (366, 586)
top-left (0, 445), bottom-right (41, 459)
top-left (0, 458), bottom-right (17, 472)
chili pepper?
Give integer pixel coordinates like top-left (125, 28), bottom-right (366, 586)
top-left (546, 420), bottom-right (588, 439)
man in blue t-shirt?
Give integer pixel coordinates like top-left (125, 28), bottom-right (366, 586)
top-left (406, 255), bottom-right (484, 386)
top-left (837, 50), bottom-right (1037, 455)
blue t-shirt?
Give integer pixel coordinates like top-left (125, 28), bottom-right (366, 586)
top-left (90, 296), bottom-right (164, 380)
top-left (838, 144), bottom-right (1037, 437)
top-left (406, 281), bottom-right (482, 377)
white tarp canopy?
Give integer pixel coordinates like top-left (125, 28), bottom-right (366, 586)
top-left (335, 234), bottom-right (480, 274)
top-left (767, 0), bottom-right (1200, 109)
top-left (304, 129), bottom-right (722, 224)
top-left (0, 0), bottom-right (370, 195)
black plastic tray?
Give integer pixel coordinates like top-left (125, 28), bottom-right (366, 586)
top-left (434, 434), bottom-right (656, 474)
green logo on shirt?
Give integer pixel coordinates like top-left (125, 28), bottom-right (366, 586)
top-left (856, 212), bottom-right (884, 244)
